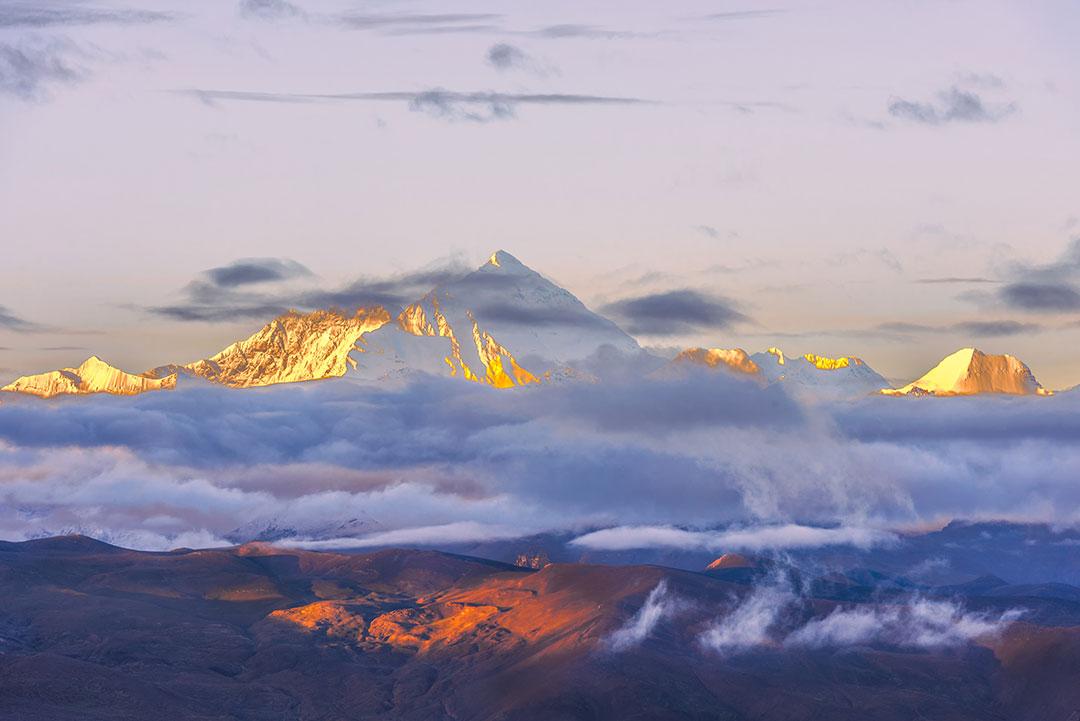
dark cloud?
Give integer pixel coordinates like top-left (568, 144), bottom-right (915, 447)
top-left (0, 305), bottom-right (44, 333)
top-left (997, 239), bottom-right (1080, 313)
top-left (600, 289), bottom-right (750, 336)
top-left (178, 88), bottom-right (651, 122)
top-left (888, 86), bottom-right (1016, 125)
top-left (206, 258), bottom-right (312, 288)
top-left (38, 346), bottom-right (88, 352)
top-left (0, 3), bottom-right (173, 27)
top-left (0, 38), bottom-right (83, 100)
top-left (1001, 282), bottom-right (1080, 312)
top-left (148, 260), bottom-right (470, 323)
top-left (486, 43), bottom-right (528, 71)
top-left (239, 0), bottom-right (304, 20)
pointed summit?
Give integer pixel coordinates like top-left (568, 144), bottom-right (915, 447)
top-left (884, 347), bottom-right (1050, 396)
top-left (351, 250), bottom-right (641, 385)
top-left (480, 250), bottom-right (531, 275)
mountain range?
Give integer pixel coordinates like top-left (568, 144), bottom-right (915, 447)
top-left (0, 251), bottom-right (1059, 400)
top-left (2, 531), bottom-right (1078, 721)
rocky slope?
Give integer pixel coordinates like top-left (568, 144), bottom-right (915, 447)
top-left (1, 537), bottom-right (1078, 721)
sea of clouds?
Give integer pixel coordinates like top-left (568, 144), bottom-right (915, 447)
top-left (0, 368), bottom-right (1079, 550)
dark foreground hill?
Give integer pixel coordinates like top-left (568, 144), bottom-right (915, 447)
top-left (1, 537), bottom-right (1079, 720)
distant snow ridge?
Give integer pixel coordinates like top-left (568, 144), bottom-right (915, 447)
top-left (1, 356), bottom-right (176, 398)
top-left (749, 348), bottom-right (891, 399)
top-left (884, 348), bottom-right (1051, 396)
top-left (673, 348), bottom-right (760, 375)
top-left (664, 345), bottom-right (890, 400)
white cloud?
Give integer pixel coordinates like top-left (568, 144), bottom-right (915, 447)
top-left (607, 581), bottom-right (679, 651)
top-left (570, 524), bottom-right (896, 552)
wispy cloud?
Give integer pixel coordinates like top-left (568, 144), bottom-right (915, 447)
top-left (0, 3), bottom-right (174, 27)
top-left (916, 277), bottom-right (1000, 285)
top-left (148, 258), bottom-right (469, 322)
top-left (238, 0), bottom-right (305, 21)
top-left (177, 87), bottom-right (652, 122)
top-left (205, 258), bottom-right (313, 288)
top-left (786, 598), bottom-right (1023, 649)
top-left (599, 289), bottom-right (750, 336)
top-left (888, 86), bottom-right (1017, 125)
top-left (571, 524), bottom-right (896, 553)
top-left (607, 581), bottom-right (680, 651)
top-left (0, 305), bottom-right (45, 333)
top-left (701, 9), bottom-right (786, 21)
top-left (699, 576), bottom-right (795, 654)
top-left (0, 37), bottom-right (83, 100)
top-left (332, 12), bottom-right (501, 35)
top-left (875, 320), bottom-right (1043, 337)
top-left (997, 239), bottom-right (1080, 313)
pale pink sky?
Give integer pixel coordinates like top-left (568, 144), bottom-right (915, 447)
top-left (1, 0), bottom-right (1079, 386)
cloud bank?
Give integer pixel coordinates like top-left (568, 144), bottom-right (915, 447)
top-left (1, 365), bottom-right (1080, 551)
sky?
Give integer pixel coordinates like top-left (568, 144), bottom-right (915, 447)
top-left (2, 0), bottom-right (1080, 387)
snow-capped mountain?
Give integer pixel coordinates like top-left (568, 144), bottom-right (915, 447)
top-left (671, 347), bottom-right (761, 376)
top-left (148, 307), bottom-right (390, 388)
top-left (883, 347), bottom-right (1050, 396)
top-left (1, 356), bottom-right (176, 398)
top-left (350, 251), bottom-right (642, 385)
top-left (749, 348), bottom-right (891, 399)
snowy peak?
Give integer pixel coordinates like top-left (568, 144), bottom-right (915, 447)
top-left (161, 307), bottom-right (391, 388)
top-left (351, 251), bottom-right (641, 386)
top-left (2, 356), bottom-right (176, 398)
top-left (750, 348), bottom-right (891, 399)
top-left (482, 249), bottom-right (529, 274)
top-left (673, 347), bottom-right (761, 376)
top-left (885, 347), bottom-right (1050, 396)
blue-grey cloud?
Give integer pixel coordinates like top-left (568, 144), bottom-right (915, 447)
top-left (600, 289), bottom-right (750, 336)
top-left (239, 0), bottom-right (304, 20)
top-left (487, 43), bottom-right (528, 71)
top-left (148, 260), bottom-right (470, 322)
top-left (888, 86), bottom-right (1016, 125)
top-left (875, 320), bottom-right (1043, 337)
top-left (333, 12), bottom-right (501, 34)
top-left (997, 239), bottom-right (1080, 313)
top-left (0, 38), bottom-right (82, 100)
top-left (702, 10), bottom-right (785, 21)
top-left (206, 258), bottom-right (312, 288)
top-left (1000, 282), bottom-right (1080, 312)
top-left (0, 305), bottom-right (44, 333)
top-left (0, 3), bottom-right (173, 27)
top-left (177, 87), bottom-right (652, 122)
top-left (3, 367), bottom-right (1080, 551)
